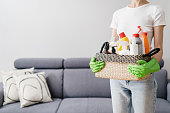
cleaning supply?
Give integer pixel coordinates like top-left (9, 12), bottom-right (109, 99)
top-left (130, 33), bottom-right (143, 55)
top-left (130, 26), bottom-right (143, 55)
top-left (109, 41), bottom-right (117, 54)
top-left (100, 42), bottom-right (111, 54)
top-left (111, 46), bottom-right (116, 54)
top-left (128, 58), bottom-right (160, 78)
top-left (89, 57), bottom-right (105, 73)
top-left (141, 32), bottom-right (150, 54)
top-left (117, 41), bottom-right (130, 55)
top-left (117, 32), bottom-right (129, 52)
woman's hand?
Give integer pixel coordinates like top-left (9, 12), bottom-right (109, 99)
top-left (128, 58), bottom-right (160, 78)
top-left (89, 57), bottom-right (105, 73)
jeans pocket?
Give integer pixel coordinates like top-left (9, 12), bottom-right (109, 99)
top-left (153, 79), bottom-right (158, 108)
top-left (154, 79), bottom-right (158, 90)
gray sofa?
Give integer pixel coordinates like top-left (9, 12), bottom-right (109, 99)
top-left (0, 58), bottom-right (170, 113)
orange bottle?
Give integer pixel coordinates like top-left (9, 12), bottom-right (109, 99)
top-left (141, 32), bottom-right (150, 54)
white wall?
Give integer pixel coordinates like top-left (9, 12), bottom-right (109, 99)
top-left (0, 0), bottom-right (169, 81)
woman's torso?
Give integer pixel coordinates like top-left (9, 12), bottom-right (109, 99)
top-left (114, 3), bottom-right (164, 49)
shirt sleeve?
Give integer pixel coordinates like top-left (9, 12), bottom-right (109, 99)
top-left (153, 7), bottom-right (166, 27)
top-left (110, 11), bottom-right (118, 29)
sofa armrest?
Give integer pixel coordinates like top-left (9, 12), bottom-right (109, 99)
top-left (159, 59), bottom-right (164, 69)
top-left (0, 82), bottom-right (3, 107)
top-left (167, 81), bottom-right (170, 102)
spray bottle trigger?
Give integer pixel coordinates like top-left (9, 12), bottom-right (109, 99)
top-left (137, 26), bottom-right (142, 34)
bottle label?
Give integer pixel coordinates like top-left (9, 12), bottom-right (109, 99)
top-left (134, 44), bottom-right (138, 55)
top-left (130, 44), bottom-right (138, 55)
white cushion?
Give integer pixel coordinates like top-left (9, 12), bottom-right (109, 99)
top-left (0, 68), bottom-right (34, 105)
top-left (13, 72), bottom-right (52, 108)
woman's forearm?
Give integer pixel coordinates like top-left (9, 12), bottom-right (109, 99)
top-left (110, 28), bottom-right (119, 42)
top-left (152, 49), bottom-right (163, 63)
top-left (152, 25), bottom-right (165, 63)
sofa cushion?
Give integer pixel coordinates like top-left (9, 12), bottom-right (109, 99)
top-left (0, 83), bottom-right (3, 107)
top-left (1, 68), bottom-right (34, 105)
top-left (64, 58), bottom-right (91, 69)
top-left (57, 98), bottom-right (113, 113)
top-left (34, 69), bottom-right (63, 98)
top-left (154, 69), bottom-right (168, 99)
top-left (63, 69), bottom-right (111, 98)
top-left (14, 58), bottom-right (64, 69)
top-left (12, 72), bottom-right (53, 108)
top-left (0, 98), bottom-right (61, 113)
top-left (155, 98), bottom-right (170, 113)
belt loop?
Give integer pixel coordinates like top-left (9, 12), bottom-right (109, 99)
top-left (126, 80), bottom-right (128, 85)
top-left (126, 80), bottom-right (130, 85)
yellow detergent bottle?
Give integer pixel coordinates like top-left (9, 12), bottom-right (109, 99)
top-left (117, 32), bottom-right (129, 51)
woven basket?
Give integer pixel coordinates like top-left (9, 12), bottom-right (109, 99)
top-left (95, 47), bottom-right (160, 81)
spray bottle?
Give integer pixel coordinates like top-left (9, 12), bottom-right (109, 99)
top-left (141, 32), bottom-right (150, 54)
top-left (130, 26), bottom-right (143, 55)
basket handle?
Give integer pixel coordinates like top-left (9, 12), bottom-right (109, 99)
top-left (143, 48), bottom-right (160, 57)
top-left (100, 42), bottom-right (110, 53)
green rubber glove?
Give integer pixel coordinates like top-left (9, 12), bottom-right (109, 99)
top-left (89, 57), bottom-right (105, 73)
top-left (128, 58), bottom-right (160, 78)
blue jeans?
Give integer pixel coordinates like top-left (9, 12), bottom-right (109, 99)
top-left (110, 74), bottom-right (158, 113)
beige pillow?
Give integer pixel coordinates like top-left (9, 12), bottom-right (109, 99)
top-left (13, 72), bottom-right (52, 108)
top-left (0, 68), bottom-right (34, 105)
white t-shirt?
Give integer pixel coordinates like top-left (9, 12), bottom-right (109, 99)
top-left (110, 3), bottom-right (166, 47)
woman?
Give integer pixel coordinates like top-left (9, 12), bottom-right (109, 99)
top-left (90, 0), bottom-right (166, 113)
top-left (109, 0), bottom-right (166, 113)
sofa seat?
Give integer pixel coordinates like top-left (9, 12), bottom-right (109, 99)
top-left (155, 98), bottom-right (170, 113)
top-left (0, 98), bottom-right (61, 113)
top-left (57, 98), bottom-right (113, 113)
